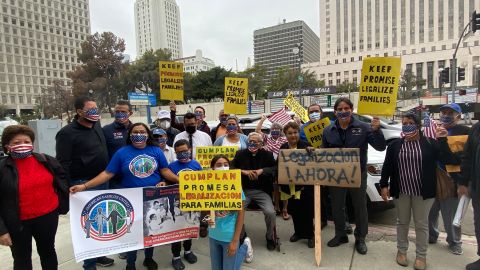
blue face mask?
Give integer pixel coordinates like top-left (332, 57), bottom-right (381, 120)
top-left (130, 134), bottom-right (148, 143)
top-left (115, 112), bottom-right (129, 121)
top-left (248, 142), bottom-right (259, 153)
top-left (226, 125), bottom-right (237, 133)
top-left (337, 111), bottom-right (351, 120)
top-left (176, 151), bottom-right (191, 162)
top-left (402, 124), bottom-right (417, 135)
top-left (440, 115), bottom-right (454, 125)
top-left (270, 130), bottom-right (280, 137)
top-left (156, 137), bottom-right (167, 145)
top-left (219, 117), bottom-right (228, 125)
top-left (309, 112), bottom-right (321, 122)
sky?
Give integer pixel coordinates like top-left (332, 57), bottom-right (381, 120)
top-left (88, 0), bottom-right (319, 71)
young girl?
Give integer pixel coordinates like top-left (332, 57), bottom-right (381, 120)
top-left (208, 154), bottom-right (251, 270)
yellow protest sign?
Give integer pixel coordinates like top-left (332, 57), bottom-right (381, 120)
top-left (445, 135), bottom-right (468, 173)
top-left (357, 57), bottom-right (401, 116)
top-left (283, 92), bottom-right (309, 123)
top-left (303, 117), bottom-right (331, 148)
top-left (224, 77), bottom-right (248, 114)
top-left (179, 170), bottom-right (243, 211)
top-left (159, 61), bottom-right (184, 101)
top-left (195, 146), bottom-right (239, 169)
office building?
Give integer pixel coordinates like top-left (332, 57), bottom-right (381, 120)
top-left (304, 0), bottom-right (480, 90)
top-left (0, 0), bottom-right (91, 114)
top-left (134, 0), bottom-right (183, 59)
top-left (174, 49), bottom-right (215, 74)
top-left (254, 20), bottom-right (320, 86)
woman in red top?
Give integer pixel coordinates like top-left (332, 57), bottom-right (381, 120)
top-left (0, 125), bottom-right (69, 270)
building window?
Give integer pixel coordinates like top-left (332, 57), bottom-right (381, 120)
top-left (427, 62), bottom-right (434, 88)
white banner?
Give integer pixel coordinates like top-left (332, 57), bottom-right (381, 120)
top-left (70, 185), bottom-right (199, 262)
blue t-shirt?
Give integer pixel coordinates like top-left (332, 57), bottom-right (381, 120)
top-left (209, 192), bottom-right (246, 242)
top-left (168, 160), bottom-right (203, 175)
top-left (106, 145), bottom-right (169, 188)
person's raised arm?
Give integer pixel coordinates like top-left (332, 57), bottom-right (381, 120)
top-left (256, 115), bottom-right (267, 134)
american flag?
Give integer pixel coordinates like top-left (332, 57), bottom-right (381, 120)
top-left (268, 107), bottom-right (292, 126)
top-left (422, 112), bottom-right (437, 139)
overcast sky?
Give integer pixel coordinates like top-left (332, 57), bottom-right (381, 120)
top-left (89, 0), bottom-right (319, 71)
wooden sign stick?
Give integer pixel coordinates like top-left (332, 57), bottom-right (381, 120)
top-left (314, 185), bottom-right (322, 266)
top-left (210, 210), bottom-right (216, 229)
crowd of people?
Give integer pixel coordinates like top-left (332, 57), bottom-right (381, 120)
top-left (1, 95), bottom-right (480, 270)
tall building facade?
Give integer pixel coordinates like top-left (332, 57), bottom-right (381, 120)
top-left (0, 0), bottom-right (91, 114)
top-left (174, 49), bottom-right (215, 74)
top-left (134, 0), bottom-right (183, 59)
top-left (254, 20), bottom-right (320, 86)
top-left (304, 0), bottom-right (480, 90)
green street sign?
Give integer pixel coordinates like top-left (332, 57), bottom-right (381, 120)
top-left (297, 75), bottom-right (304, 83)
top-left (327, 95), bottom-right (332, 107)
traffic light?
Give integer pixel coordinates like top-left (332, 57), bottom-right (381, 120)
top-left (458, 67), bottom-right (466, 82)
top-left (440, 67), bottom-right (450, 84)
top-left (472, 11), bottom-right (480, 33)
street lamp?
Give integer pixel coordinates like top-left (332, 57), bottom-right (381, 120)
top-left (475, 64), bottom-right (480, 104)
top-left (438, 68), bottom-right (444, 104)
top-left (292, 43), bottom-right (302, 106)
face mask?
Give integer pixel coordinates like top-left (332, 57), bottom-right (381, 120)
top-left (159, 120), bottom-right (170, 130)
top-left (270, 130), bottom-right (280, 137)
top-left (156, 137), bottom-right (167, 145)
top-left (337, 111), bottom-right (351, 120)
top-left (9, 144), bottom-right (34, 159)
top-left (195, 112), bottom-right (204, 121)
top-left (440, 115), bottom-right (454, 125)
top-left (219, 116), bottom-right (228, 126)
top-left (248, 142), bottom-right (259, 153)
top-left (226, 125), bottom-right (237, 133)
top-left (402, 124), bottom-right (418, 138)
top-left (215, 166), bottom-right (230, 171)
top-left (176, 151), bottom-right (191, 162)
top-left (309, 112), bottom-right (321, 122)
top-left (84, 108), bottom-right (100, 122)
top-left (130, 134), bottom-right (148, 144)
top-left (115, 112), bottom-right (129, 121)
top-left (186, 125), bottom-right (196, 134)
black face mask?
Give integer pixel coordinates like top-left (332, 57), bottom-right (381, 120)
top-left (186, 125), bottom-right (196, 134)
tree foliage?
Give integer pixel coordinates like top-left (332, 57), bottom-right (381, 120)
top-left (39, 80), bottom-right (74, 121)
top-left (336, 81), bottom-right (358, 93)
top-left (267, 67), bottom-right (324, 92)
top-left (185, 67), bottom-right (234, 102)
top-left (400, 70), bottom-right (426, 99)
top-left (236, 64), bottom-right (267, 100)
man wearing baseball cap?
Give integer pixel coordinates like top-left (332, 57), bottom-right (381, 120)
top-left (429, 103), bottom-right (470, 255)
top-left (152, 128), bottom-right (176, 164)
top-left (154, 110), bottom-right (180, 147)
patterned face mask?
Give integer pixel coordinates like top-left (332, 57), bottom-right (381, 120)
top-left (115, 112), bottom-right (129, 121)
top-left (226, 125), bottom-right (237, 134)
top-left (440, 115), bottom-right (454, 125)
top-left (130, 133), bottom-right (148, 144)
top-left (248, 142), bottom-right (259, 153)
top-left (270, 130), bottom-right (280, 137)
top-left (9, 144), bottom-right (34, 159)
top-left (402, 124), bottom-right (418, 138)
top-left (195, 112), bottom-right (204, 120)
top-left (337, 111), bottom-right (351, 120)
top-left (176, 151), bottom-right (191, 162)
top-left (156, 137), bottom-right (168, 145)
top-left (309, 112), bottom-right (321, 122)
top-left (84, 108), bottom-right (100, 122)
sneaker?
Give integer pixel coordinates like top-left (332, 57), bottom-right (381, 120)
top-left (327, 236), bottom-right (349, 247)
top-left (266, 238), bottom-right (276, 251)
top-left (171, 258), bottom-right (185, 270)
top-left (466, 259), bottom-right (480, 270)
top-left (118, 253), bottom-right (127, 260)
top-left (183, 252), bottom-right (197, 264)
top-left (96, 256), bottom-right (114, 267)
top-left (143, 258), bottom-right (158, 270)
top-left (244, 237), bottom-right (254, 263)
top-left (449, 245), bottom-right (463, 255)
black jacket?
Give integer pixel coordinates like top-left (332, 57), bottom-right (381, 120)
top-left (232, 148), bottom-right (276, 192)
top-left (379, 136), bottom-right (440, 199)
top-left (210, 123), bottom-right (224, 143)
top-left (55, 119), bottom-right (109, 182)
top-left (461, 122), bottom-right (480, 191)
top-left (437, 124), bottom-right (470, 184)
top-left (322, 117), bottom-right (386, 172)
top-left (0, 153), bottom-right (69, 235)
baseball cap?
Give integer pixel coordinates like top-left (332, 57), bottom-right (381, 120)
top-left (156, 110), bottom-right (170, 120)
top-left (152, 128), bottom-right (166, 136)
top-left (440, 103), bottom-right (462, 114)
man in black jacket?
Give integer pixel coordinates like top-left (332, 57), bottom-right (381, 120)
top-left (55, 96), bottom-right (114, 270)
top-left (460, 117), bottom-right (480, 270)
top-left (429, 103), bottom-right (470, 255)
top-left (210, 109), bottom-right (229, 142)
top-left (322, 97), bottom-right (386, 255)
top-left (232, 132), bottom-right (277, 250)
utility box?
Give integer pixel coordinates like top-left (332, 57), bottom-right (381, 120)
top-left (28, 119), bottom-right (62, 157)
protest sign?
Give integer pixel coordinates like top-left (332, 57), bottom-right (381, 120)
top-left (195, 146), bottom-right (238, 169)
top-left (357, 57), bottom-right (401, 116)
top-left (143, 185), bottom-right (199, 247)
top-left (445, 135), bottom-right (468, 173)
top-left (70, 185), bottom-right (198, 262)
top-left (283, 92), bottom-right (309, 123)
top-left (277, 148), bottom-right (361, 187)
top-left (179, 170), bottom-right (242, 211)
top-left (224, 77), bottom-right (248, 114)
top-left (303, 117), bottom-right (331, 148)
top-left (159, 61), bottom-right (184, 101)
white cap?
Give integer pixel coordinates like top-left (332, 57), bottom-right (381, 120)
top-left (156, 110), bottom-right (170, 120)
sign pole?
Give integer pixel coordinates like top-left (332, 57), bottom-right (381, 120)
top-left (314, 185), bottom-right (322, 267)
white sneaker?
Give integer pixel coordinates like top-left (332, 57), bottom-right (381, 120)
top-left (244, 237), bottom-right (254, 263)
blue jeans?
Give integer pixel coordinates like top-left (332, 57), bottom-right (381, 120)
top-left (70, 179), bottom-right (109, 269)
top-left (209, 238), bottom-right (247, 270)
top-left (126, 248), bottom-right (154, 266)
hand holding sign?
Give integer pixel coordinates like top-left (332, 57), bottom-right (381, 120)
top-left (436, 126), bottom-right (448, 138)
top-left (371, 117), bottom-right (381, 131)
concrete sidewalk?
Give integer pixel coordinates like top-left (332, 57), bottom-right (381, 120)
top-left (0, 212), bottom-right (477, 270)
